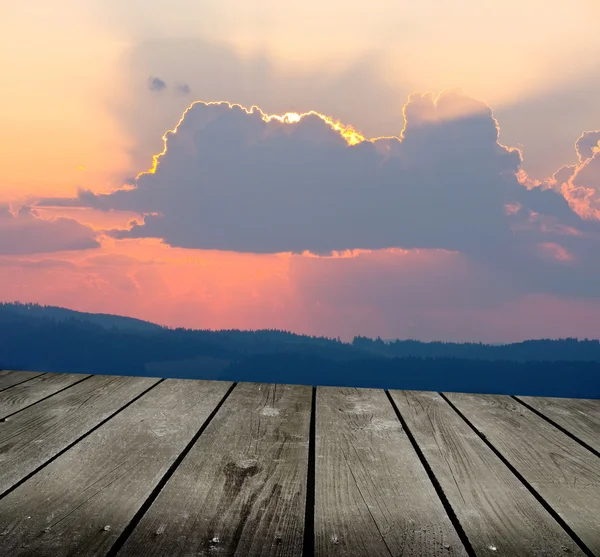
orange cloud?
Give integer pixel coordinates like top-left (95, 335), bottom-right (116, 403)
top-left (546, 131), bottom-right (600, 220)
top-left (537, 242), bottom-right (574, 262)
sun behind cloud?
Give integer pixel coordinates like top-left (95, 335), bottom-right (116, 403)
top-left (136, 100), bottom-right (368, 180)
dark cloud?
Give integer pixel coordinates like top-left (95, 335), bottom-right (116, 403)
top-left (67, 91), bottom-right (587, 258)
top-left (38, 189), bottom-right (118, 209)
top-left (176, 83), bottom-right (191, 95)
top-left (148, 76), bottom-right (167, 92)
top-left (116, 38), bottom-right (600, 185)
top-left (37, 90), bottom-right (600, 297)
top-left (0, 205), bottom-right (99, 255)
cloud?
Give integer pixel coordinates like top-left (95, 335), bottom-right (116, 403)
top-left (111, 39), bottom-right (406, 175)
top-left (0, 205), bottom-right (99, 255)
top-left (0, 257), bottom-right (77, 270)
top-left (30, 89), bottom-right (600, 302)
top-left (148, 76), bottom-right (167, 92)
top-left (59, 90), bottom-right (594, 266)
top-left (576, 131), bottom-right (600, 161)
top-left (176, 83), bottom-right (191, 95)
top-left (547, 130), bottom-right (600, 219)
top-left (493, 69), bottom-right (600, 180)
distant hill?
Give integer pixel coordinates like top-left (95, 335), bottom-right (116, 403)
top-left (0, 302), bottom-right (162, 332)
top-left (0, 301), bottom-right (598, 398)
top-left (352, 335), bottom-right (600, 362)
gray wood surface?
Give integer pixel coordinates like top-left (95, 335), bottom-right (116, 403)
top-left (391, 390), bottom-right (583, 556)
top-left (0, 378), bottom-right (232, 557)
top-left (0, 371), bottom-right (43, 392)
top-left (0, 374), bottom-right (159, 496)
top-left (0, 373), bottom-right (89, 420)
top-left (516, 395), bottom-right (600, 454)
top-left (446, 392), bottom-right (600, 555)
top-left (118, 382), bottom-right (312, 557)
top-left (315, 387), bottom-right (467, 557)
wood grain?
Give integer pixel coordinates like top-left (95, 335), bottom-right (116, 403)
top-left (445, 392), bottom-right (600, 555)
top-left (0, 378), bottom-right (232, 557)
top-left (315, 387), bottom-right (467, 557)
top-left (0, 371), bottom-right (43, 392)
top-left (0, 373), bottom-right (89, 419)
top-left (0, 374), bottom-right (159, 496)
top-left (391, 390), bottom-right (583, 556)
top-left (118, 382), bottom-right (312, 557)
top-left (516, 395), bottom-right (600, 454)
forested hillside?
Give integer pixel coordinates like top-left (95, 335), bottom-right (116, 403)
top-left (1, 302), bottom-right (599, 398)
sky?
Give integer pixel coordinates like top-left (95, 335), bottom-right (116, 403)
top-left (2, 0), bottom-right (600, 341)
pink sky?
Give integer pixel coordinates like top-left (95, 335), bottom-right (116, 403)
top-left (2, 1), bottom-right (600, 341)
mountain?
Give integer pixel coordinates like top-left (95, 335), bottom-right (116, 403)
top-left (0, 302), bottom-right (598, 398)
top-left (0, 302), bottom-right (162, 332)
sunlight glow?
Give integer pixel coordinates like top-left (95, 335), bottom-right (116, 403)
top-left (136, 101), bottom-right (366, 179)
top-left (135, 92), bottom-right (513, 180)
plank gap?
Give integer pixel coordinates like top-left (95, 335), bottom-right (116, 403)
top-left (0, 378), bottom-right (165, 501)
top-left (302, 386), bottom-right (316, 557)
top-left (385, 391), bottom-right (477, 557)
top-left (511, 395), bottom-right (600, 460)
top-left (439, 392), bottom-right (596, 557)
top-left (104, 381), bottom-right (238, 557)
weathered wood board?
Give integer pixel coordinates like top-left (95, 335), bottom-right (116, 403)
top-left (315, 387), bottom-right (467, 557)
top-left (117, 382), bottom-right (312, 557)
top-left (0, 371), bottom-right (43, 392)
top-left (516, 395), bottom-right (600, 454)
top-left (0, 374), bottom-right (159, 496)
top-left (0, 379), bottom-right (232, 557)
top-left (391, 390), bottom-right (583, 556)
top-left (0, 371), bottom-right (597, 556)
top-left (445, 392), bottom-right (600, 555)
top-left (0, 373), bottom-right (89, 420)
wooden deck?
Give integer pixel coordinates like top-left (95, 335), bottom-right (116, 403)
top-left (0, 371), bottom-right (598, 556)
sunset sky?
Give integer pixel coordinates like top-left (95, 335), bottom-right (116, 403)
top-left (2, 0), bottom-right (600, 341)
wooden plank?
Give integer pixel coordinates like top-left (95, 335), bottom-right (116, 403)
top-left (0, 371), bottom-right (43, 392)
top-left (0, 373), bottom-right (89, 419)
top-left (516, 396), bottom-right (600, 454)
top-left (391, 390), bottom-right (584, 556)
top-left (315, 387), bottom-right (467, 557)
top-left (445, 392), bottom-right (600, 555)
top-left (0, 378), bottom-right (232, 557)
top-left (118, 382), bottom-right (312, 557)
top-left (0, 374), bottom-right (160, 496)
